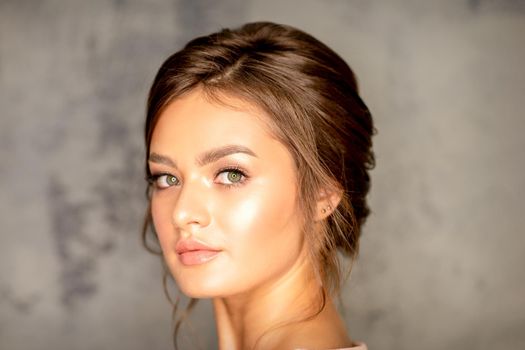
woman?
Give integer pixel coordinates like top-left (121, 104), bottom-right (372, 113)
top-left (143, 22), bottom-right (374, 350)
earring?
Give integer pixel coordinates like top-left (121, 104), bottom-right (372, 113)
top-left (321, 205), bottom-right (331, 214)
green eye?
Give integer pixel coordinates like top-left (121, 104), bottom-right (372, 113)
top-left (227, 171), bottom-right (242, 183)
top-left (216, 168), bottom-right (247, 186)
top-left (166, 175), bottom-right (178, 186)
top-left (150, 174), bottom-right (180, 189)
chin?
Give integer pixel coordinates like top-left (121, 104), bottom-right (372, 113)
top-left (178, 284), bottom-right (216, 298)
top-left (173, 271), bottom-right (234, 299)
top-left (178, 283), bottom-right (237, 299)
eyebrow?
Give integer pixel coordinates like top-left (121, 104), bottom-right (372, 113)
top-left (148, 145), bottom-right (257, 168)
top-left (196, 144), bottom-right (258, 166)
top-left (148, 152), bottom-right (176, 167)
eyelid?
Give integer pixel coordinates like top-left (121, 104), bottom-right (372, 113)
top-left (147, 165), bottom-right (249, 189)
top-left (214, 166), bottom-right (249, 187)
top-left (147, 172), bottom-right (180, 189)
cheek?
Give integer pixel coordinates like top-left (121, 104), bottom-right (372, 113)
top-left (219, 189), bottom-right (293, 237)
top-left (214, 179), bottom-right (303, 276)
top-left (150, 194), bottom-right (175, 248)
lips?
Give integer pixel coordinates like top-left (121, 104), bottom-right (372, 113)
top-left (175, 239), bottom-right (222, 266)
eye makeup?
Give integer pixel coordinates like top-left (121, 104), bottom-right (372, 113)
top-left (146, 163), bottom-right (251, 190)
top-left (146, 173), bottom-right (180, 189)
top-left (214, 166), bottom-right (250, 188)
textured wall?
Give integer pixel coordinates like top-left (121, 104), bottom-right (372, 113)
top-left (1, 0), bottom-right (524, 349)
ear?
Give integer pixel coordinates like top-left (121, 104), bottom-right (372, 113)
top-left (314, 185), bottom-right (343, 221)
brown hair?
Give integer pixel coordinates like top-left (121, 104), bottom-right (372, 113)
top-left (142, 21), bottom-right (374, 348)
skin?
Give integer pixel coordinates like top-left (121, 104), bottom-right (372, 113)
top-left (148, 88), bottom-right (352, 349)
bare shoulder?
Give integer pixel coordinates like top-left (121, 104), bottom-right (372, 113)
top-left (263, 320), bottom-right (353, 350)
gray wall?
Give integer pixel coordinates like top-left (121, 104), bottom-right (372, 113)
top-left (1, 0), bottom-right (524, 349)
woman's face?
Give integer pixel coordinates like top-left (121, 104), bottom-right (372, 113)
top-left (148, 89), bottom-right (306, 298)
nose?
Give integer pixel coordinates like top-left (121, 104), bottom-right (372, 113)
top-left (171, 179), bottom-right (211, 233)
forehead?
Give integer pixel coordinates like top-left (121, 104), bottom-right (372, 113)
top-left (150, 89), bottom-right (281, 157)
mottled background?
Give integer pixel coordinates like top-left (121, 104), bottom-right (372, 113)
top-left (1, 0), bottom-right (524, 349)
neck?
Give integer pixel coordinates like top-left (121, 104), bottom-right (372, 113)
top-left (212, 249), bottom-right (328, 350)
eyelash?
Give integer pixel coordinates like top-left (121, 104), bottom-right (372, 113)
top-left (146, 166), bottom-right (249, 190)
top-left (216, 166), bottom-right (249, 189)
top-left (146, 172), bottom-right (179, 189)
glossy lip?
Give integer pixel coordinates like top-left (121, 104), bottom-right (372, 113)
top-left (175, 238), bottom-right (222, 266)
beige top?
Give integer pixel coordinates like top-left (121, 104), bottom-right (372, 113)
top-left (296, 342), bottom-right (367, 350)
top-left (336, 343), bottom-right (367, 350)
